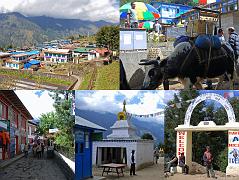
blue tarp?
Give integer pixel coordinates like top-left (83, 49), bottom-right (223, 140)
top-left (24, 59), bottom-right (40, 69)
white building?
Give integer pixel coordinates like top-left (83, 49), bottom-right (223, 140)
top-left (43, 48), bottom-right (72, 63)
top-left (92, 101), bottom-right (154, 169)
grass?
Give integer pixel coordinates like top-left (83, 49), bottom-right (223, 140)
top-left (0, 69), bottom-right (72, 86)
top-left (78, 70), bottom-right (92, 90)
top-left (93, 61), bottom-right (119, 90)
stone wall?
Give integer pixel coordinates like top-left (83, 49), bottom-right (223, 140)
top-left (221, 11), bottom-right (239, 40)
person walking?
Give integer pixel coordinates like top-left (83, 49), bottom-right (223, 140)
top-left (179, 152), bottom-right (189, 174)
top-left (24, 143), bottom-right (29, 158)
top-left (130, 150), bottom-right (136, 176)
top-left (203, 146), bottom-right (217, 178)
top-left (217, 28), bottom-right (225, 44)
top-left (41, 143), bottom-right (45, 158)
top-left (228, 27), bottom-right (239, 60)
top-left (37, 143), bottom-right (42, 159)
top-left (154, 147), bottom-right (160, 164)
top-left (127, 2), bottom-right (138, 28)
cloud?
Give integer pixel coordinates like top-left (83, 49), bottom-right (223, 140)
top-left (75, 90), bottom-right (173, 124)
top-left (15, 90), bottom-right (55, 119)
top-left (0, 0), bottom-right (119, 23)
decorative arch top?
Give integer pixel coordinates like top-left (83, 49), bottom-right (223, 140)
top-left (184, 93), bottom-right (236, 126)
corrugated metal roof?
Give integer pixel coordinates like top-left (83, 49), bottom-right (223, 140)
top-left (75, 116), bottom-right (106, 131)
top-left (73, 47), bottom-right (95, 53)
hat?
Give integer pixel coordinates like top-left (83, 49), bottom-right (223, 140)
top-left (228, 27), bottom-right (235, 31)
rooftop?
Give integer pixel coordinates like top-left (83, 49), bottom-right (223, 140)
top-left (74, 47), bottom-right (95, 53)
top-left (44, 48), bottom-right (71, 54)
top-left (0, 91), bottom-right (33, 120)
top-left (75, 116), bottom-right (106, 131)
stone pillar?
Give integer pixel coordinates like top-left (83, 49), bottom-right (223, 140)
top-left (176, 131), bottom-right (192, 173)
top-left (226, 130), bottom-right (239, 176)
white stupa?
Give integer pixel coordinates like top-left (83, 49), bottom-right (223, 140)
top-left (107, 100), bottom-right (140, 140)
top-left (92, 101), bottom-right (154, 169)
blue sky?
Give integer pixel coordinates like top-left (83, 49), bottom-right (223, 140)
top-left (0, 0), bottom-right (119, 23)
top-left (15, 90), bottom-right (54, 119)
top-left (75, 90), bottom-right (177, 124)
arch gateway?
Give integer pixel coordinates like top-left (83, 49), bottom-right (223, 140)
top-left (175, 93), bottom-right (239, 176)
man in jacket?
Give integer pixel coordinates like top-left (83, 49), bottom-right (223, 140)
top-left (179, 152), bottom-right (189, 174)
top-left (130, 150), bottom-right (136, 176)
top-left (228, 27), bottom-right (239, 60)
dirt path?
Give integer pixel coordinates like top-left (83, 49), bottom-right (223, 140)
top-left (71, 74), bottom-right (82, 90)
top-left (166, 172), bottom-right (238, 180)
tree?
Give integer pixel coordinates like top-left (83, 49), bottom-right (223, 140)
top-left (96, 26), bottom-right (119, 51)
top-left (38, 91), bottom-right (75, 149)
top-left (37, 112), bottom-right (57, 135)
top-left (141, 133), bottom-right (154, 140)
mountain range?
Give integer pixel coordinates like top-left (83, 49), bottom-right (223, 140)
top-left (75, 109), bottom-right (164, 145)
top-left (0, 12), bottom-right (113, 47)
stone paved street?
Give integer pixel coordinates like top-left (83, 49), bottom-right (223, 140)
top-left (0, 152), bottom-right (67, 180)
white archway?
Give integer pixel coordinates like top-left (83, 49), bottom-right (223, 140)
top-left (184, 93), bottom-right (236, 126)
top-left (175, 93), bottom-right (239, 176)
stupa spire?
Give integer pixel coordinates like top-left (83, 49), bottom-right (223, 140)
top-left (123, 100), bottom-right (126, 112)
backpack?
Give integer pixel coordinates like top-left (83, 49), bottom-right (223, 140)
top-left (195, 35), bottom-right (221, 49)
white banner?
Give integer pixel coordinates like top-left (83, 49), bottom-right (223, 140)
top-left (228, 131), bottom-right (239, 165)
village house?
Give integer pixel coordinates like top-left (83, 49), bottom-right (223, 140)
top-left (0, 52), bottom-right (11, 67)
top-left (43, 49), bottom-right (72, 63)
top-left (5, 53), bottom-right (29, 69)
top-left (4, 50), bottom-right (40, 70)
top-left (72, 47), bottom-right (98, 63)
top-left (0, 91), bottom-right (32, 160)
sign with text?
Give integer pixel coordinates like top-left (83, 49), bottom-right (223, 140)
top-left (177, 131), bottom-right (186, 156)
top-left (228, 131), bottom-right (239, 165)
top-left (184, 93), bottom-right (236, 126)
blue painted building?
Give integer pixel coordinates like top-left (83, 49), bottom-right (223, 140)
top-left (75, 116), bottom-right (106, 180)
top-left (151, 2), bottom-right (192, 24)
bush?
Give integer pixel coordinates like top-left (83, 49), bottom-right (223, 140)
top-left (216, 147), bottom-right (228, 172)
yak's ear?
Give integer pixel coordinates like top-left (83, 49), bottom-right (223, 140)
top-left (160, 59), bottom-right (167, 68)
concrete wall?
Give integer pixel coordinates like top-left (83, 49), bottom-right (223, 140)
top-left (120, 51), bottom-right (148, 89)
top-left (136, 141), bottom-right (154, 169)
top-left (93, 140), bottom-right (154, 170)
top-left (54, 151), bottom-right (74, 180)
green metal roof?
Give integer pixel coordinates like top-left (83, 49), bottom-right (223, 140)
top-left (74, 47), bottom-right (95, 53)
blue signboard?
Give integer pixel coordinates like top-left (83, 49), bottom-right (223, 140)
top-left (75, 129), bottom-right (92, 180)
top-left (151, 2), bottom-right (192, 24)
